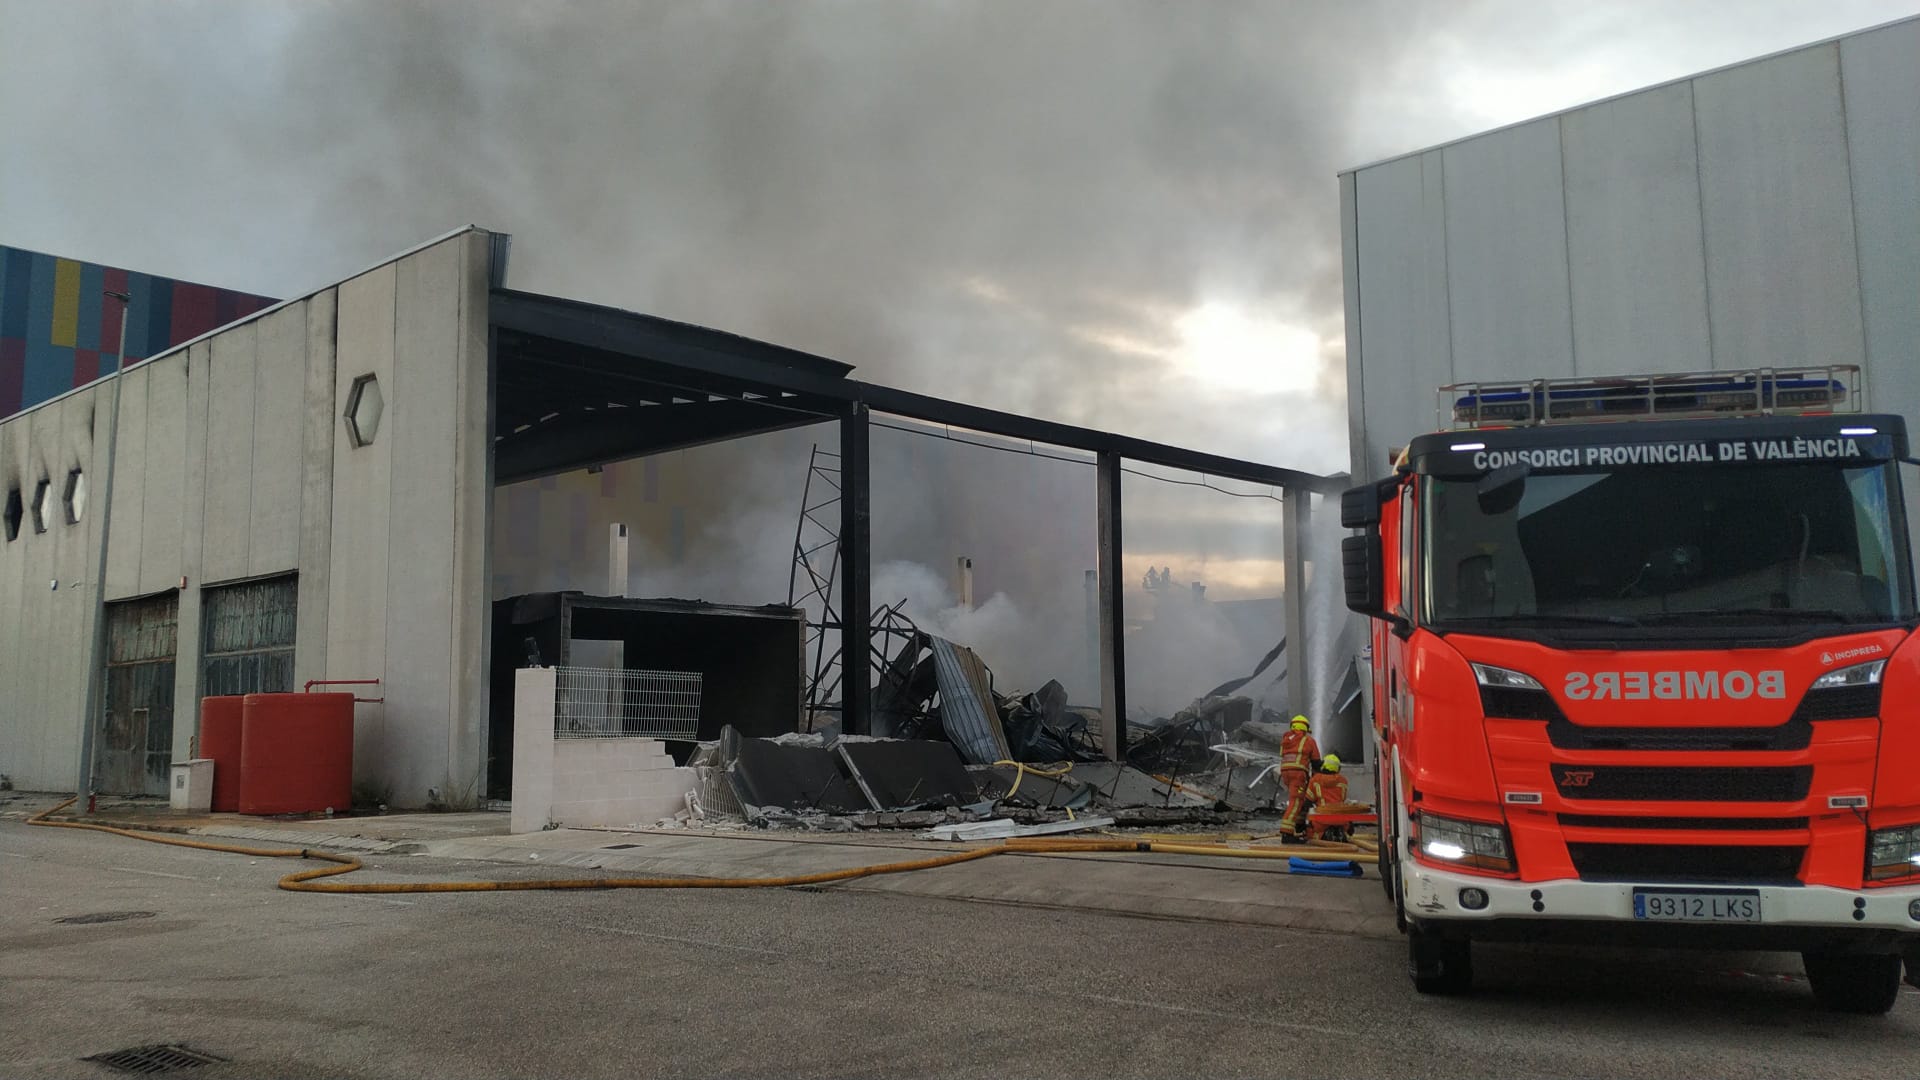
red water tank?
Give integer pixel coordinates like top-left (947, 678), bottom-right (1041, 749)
top-left (238, 693), bottom-right (354, 816)
top-left (199, 696), bottom-right (246, 812)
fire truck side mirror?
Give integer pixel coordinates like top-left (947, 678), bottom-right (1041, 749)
top-left (1341, 478), bottom-right (1396, 528)
top-left (1341, 533), bottom-right (1385, 618)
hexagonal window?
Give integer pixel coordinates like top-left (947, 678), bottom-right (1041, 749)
top-left (63, 468), bottom-right (86, 525)
top-left (30, 477), bottom-right (52, 534)
top-left (2, 486), bottom-right (20, 542)
top-left (344, 373), bottom-right (384, 448)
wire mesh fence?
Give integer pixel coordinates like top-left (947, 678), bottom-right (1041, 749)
top-left (553, 667), bottom-right (703, 740)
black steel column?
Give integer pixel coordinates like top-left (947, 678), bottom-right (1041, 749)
top-left (840, 403), bottom-right (872, 736)
top-left (1096, 451), bottom-right (1128, 760)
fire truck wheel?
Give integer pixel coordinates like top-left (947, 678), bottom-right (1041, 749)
top-left (1408, 926), bottom-right (1473, 995)
top-left (1802, 950), bottom-right (1902, 1015)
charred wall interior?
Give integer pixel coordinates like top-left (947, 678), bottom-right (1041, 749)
top-left (487, 592), bottom-right (803, 798)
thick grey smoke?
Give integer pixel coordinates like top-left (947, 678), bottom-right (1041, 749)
top-left (10, 0), bottom-right (1913, 718)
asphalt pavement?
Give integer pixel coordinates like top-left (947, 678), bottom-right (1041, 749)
top-left (2, 818), bottom-right (1915, 1079)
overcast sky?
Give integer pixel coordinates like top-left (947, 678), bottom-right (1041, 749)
top-left (4, 0), bottom-right (1916, 475)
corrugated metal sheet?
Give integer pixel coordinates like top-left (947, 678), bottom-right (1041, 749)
top-left (100, 593), bottom-right (179, 795)
top-left (927, 636), bottom-right (1010, 766)
top-left (202, 576), bottom-right (297, 697)
top-left (1692, 44), bottom-right (1864, 371)
top-left (1346, 22), bottom-right (1917, 485)
top-left (1441, 119), bottom-right (1575, 381)
top-left (1560, 83), bottom-right (1712, 375)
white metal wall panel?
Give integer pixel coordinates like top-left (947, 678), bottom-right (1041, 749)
top-left (1561, 84), bottom-right (1713, 375)
top-left (1840, 21), bottom-right (1920, 415)
top-left (136, 356), bottom-right (188, 595)
top-left (1340, 173), bottom-right (1368, 481)
top-left (386, 239), bottom-right (462, 802)
top-left (172, 340), bottom-right (213, 737)
top-left (328, 262), bottom-right (396, 785)
top-left (1694, 44), bottom-right (1865, 371)
top-left (295, 289), bottom-right (337, 687)
top-left (202, 324), bottom-right (257, 583)
top-left (447, 233), bottom-right (493, 792)
top-left (248, 304), bottom-right (306, 576)
top-left (103, 366), bottom-right (148, 599)
top-left (0, 418), bottom-right (22, 780)
top-left (1442, 119), bottom-right (1575, 382)
top-left (1354, 151), bottom-right (1451, 476)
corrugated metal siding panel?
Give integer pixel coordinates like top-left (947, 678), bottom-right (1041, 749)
top-left (1353, 151), bottom-right (1451, 470)
top-left (1693, 44), bottom-right (1865, 371)
top-left (202, 576), bottom-right (297, 697)
top-left (1839, 20), bottom-right (1920, 414)
top-left (1560, 83), bottom-right (1713, 375)
top-left (1441, 118), bottom-right (1575, 382)
top-left (107, 592), bottom-right (179, 664)
top-left (101, 592), bottom-right (178, 795)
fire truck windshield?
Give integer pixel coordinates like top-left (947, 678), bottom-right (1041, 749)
top-left (1422, 462), bottom-right (1914, 632)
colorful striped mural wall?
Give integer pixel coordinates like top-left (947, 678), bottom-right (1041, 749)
top-left (0, 245), bottom-right (278, 420)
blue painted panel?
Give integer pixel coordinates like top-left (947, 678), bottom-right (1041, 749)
top-left (76, 263), bottom-right (104, 351)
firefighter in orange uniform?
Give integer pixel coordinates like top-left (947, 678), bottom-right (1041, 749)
top-left (1277, 716), bottom-right (1320, 839)
top-left (1282, 753), bottom-right (1349, 839)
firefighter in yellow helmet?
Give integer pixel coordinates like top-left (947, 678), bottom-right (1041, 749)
top-left (1277, 716), bottom-right (1320, 839)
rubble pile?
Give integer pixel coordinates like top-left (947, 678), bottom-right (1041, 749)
top-left (668, 617), bottom-right (1304, 831)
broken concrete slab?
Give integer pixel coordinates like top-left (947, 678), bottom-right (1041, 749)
top-left (919, 815), bottom-right (1115, 841)
top-left (726, 733), bottom-right (865, 818)
top-left (836, 740), bottom-right (976, 810)
top-left (968, 764), bottom-right (1095, 809)
top-left (1069, 763), bottom-right (1213, 809)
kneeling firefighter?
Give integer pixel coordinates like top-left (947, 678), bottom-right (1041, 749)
top-left (1280, 754), bottom-right (1347, 839)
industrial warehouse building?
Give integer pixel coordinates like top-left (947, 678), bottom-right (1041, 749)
top-left (1341, 14), bottom-right (1920, 501)
top-left (0, 227), bottom-right (1343, 807)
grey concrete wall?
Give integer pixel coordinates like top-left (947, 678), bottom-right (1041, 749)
top-left (325, 230), bottom-right (493, 807)
top-left (0, 382), bottom-right (104, 789)
top-left (0, 228), bottom-right (494, 803)
top-left (1342, 16), bottom-right (1920, 483)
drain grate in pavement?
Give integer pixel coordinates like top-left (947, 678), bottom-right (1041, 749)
top-left (600, 843), bottom-right (640, 850)
top-left (56, 911), bottom-right (156, 925)
top-left (84, 1044), bottom-right (227, 1074)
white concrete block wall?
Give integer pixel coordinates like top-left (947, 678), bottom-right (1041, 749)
top-left (510, 667), bottom-right (696, 833)
top-left (510, 667), bottom-right (556, 835)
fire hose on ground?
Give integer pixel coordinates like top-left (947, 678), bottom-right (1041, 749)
top-left (27, 797), bottom-right (1376, 895)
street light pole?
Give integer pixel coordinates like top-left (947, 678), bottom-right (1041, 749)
top-left (76, 291), bottom-right (131, 812)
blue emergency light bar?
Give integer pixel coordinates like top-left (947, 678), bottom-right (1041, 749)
top-left (1443, 366), bottom-right (1860, 429)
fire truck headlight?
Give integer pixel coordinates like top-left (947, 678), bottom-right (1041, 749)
top-left (1866, 824), bottom-right (1920, 883)
top-left (1412, 812), bottom-right (1516, 874)
top-left (1811, 660), bottom-right (1886, 690)
top-left (1471, 664), bottom-right (1544, 691)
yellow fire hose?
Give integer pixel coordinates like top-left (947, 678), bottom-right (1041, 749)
top-left (27, 797), bottom-right (1374, 896)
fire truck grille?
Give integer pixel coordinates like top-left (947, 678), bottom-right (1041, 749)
top-left (1558, 814), bottom-right (1809, 831)
top-left (1552, 765), bottom-right (1812, 802)
top-left (1567, 842), bottom-right (1806, 883)
top-left (1546, 716), bottom-right (1810, 752)
top-left (1790, 684), bottom-right (1881, 721)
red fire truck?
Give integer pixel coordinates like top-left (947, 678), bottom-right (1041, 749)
top-left (1341, 367), bottom-right (1920, 1013)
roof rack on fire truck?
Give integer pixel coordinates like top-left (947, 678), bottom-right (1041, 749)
top-left (1441, 365), bottom-right (1861, 430)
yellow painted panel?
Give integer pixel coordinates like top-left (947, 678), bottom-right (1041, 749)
top-left (50, 259), bottom-right (81, 347)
